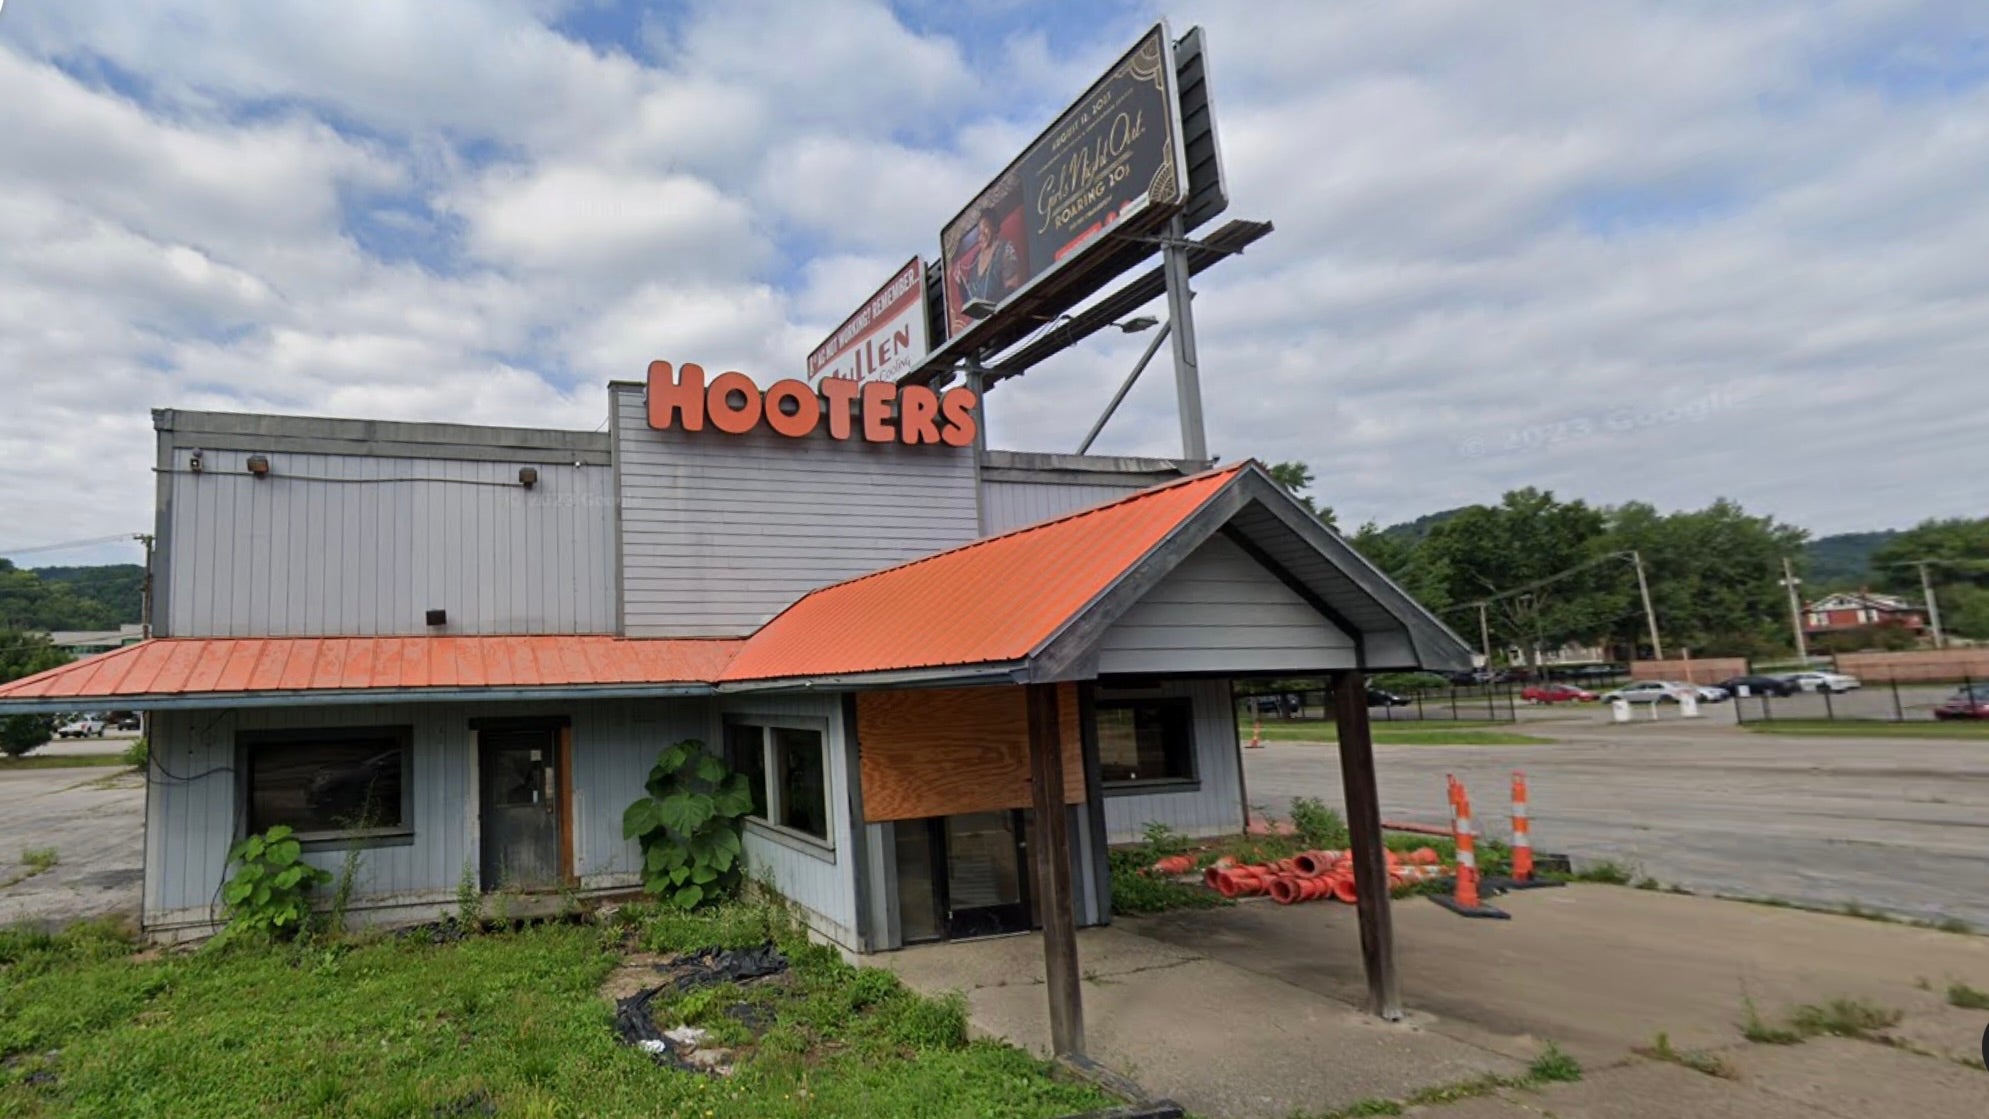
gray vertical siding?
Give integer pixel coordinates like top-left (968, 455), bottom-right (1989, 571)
top-left (1100, 678), bottom-right (1244, 843)
top-left (711, 692), bottom-right (859, 946)
top-left (143, 697), bottom-right (706, 935)
top-left (979, 480), bottom-right (1151, 534)
top-left (613, 384), bottom-right (981, 637)
top-left (161, 448), bottom-right (615, 636)
top-left (1095, 534), bottom-right (1358, 675)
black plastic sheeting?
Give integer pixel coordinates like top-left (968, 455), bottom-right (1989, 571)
top-left (611, 943), bottom-right (789, 1071)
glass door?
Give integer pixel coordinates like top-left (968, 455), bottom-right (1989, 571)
top-left (942, 811), bottom-right (1031, 939)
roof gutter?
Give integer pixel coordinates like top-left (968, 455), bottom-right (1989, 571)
top-left (0, 682), bottom-right (718, 716)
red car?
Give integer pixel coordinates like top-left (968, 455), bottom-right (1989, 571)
top-left (1933, 684), bottom-right (1989, 721)
top-left (1522, 682), bottom-right (1597, 704)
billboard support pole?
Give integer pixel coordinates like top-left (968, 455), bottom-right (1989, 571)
top-left (1161, 215), bottom-right (1208, 461)
top-left (1075, 322), bottom-right (1172, 455)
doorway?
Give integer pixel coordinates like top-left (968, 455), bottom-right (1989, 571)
top-left (478, 726), bottom-right (565, 891)
top-left (895, 810), bottom-right (1033, 943)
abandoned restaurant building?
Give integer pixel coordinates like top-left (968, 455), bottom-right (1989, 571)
top-left (0, 366), bottom-right (1467, 952)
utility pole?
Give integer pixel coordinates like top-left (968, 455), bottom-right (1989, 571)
top-left (1630, 550), bottom-right (1664, 661)
top-left (1476, 601), bottom-right (1493, 668)
top-left (1915, 561), bottom-right (1946, 649)
top-left (1779, 556), bottom-right (1808, 664)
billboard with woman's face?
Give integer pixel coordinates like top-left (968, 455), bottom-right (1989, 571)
top-left (939, 24), bottom-right (1184, 339)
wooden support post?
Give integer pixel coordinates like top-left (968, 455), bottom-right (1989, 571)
top-left (1333, 670), bottom-right (1401, 1021)
top-left (1026, 682), bottom-right (1085, 1059)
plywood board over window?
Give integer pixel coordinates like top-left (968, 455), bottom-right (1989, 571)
top-left (856, 685), bottom-right (1084, 822)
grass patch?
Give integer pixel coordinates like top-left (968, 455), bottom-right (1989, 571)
top-left (1742, 719), bottom-right (1989, 740)
top-left (0, 903), bottom-right (1113, 1118)
top-left (0, 754), bottom-right (128, 771)
top-left (22, 848), bottom-right (57, 874)
top-left (1542, 858), bottom-right (1636, 886)
top-left (1722, 894), bottom-right (1976, 935)
top-left (1304, 1044), bottom-right (1581, 1117)
top-left (1741, 995), bottom-right (1901, 1045)
top-left (1946, 981), bottom-right (1989, 1010)
top-left (1637, 1031), bottom-right (1736, 1079)
top-left (1243, 719), bottom-right (1545, 745)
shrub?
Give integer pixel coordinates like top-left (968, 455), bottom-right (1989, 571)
top-left (1290, 797), bottom-right (1350, 849)
top-left (121, 736), bottom-right (149, 769)
top-left (219, 825), bottom-right (333, 940)
top-left (0, 714), bottom-right (55, 757)
top-left (622, 739), bottom-right (752, 910)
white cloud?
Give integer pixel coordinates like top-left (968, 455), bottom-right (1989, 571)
top-left (3, 0), bottom-right (1988, 576)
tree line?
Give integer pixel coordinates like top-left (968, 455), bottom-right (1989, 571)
top-left (1267, 461), bottom-right (1987, 661)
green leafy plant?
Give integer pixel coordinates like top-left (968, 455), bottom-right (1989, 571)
top-left (0, 714), bottom-right (55, 757)
top-left (220, 825), bottom-right (332, 939)
top-left (121, 736), bottom-right (149, 769)
top-left (1290, 797), bottom-right (1350, 849)
top-left (622, 738), bottom-right (752, 910)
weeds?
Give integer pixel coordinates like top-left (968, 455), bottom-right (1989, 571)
top-left (21, 847), bottom-right (57, 874)
top-left (1306, 1044), bottom-right (1580, 1117)
top-left (327, 845), bottom-right (364, 935)
top-left (1742, 995), bottom-right (1900, 1044)
top-left (1946, 981), bottom-right (1989, 1010)
top-left (1640, 1031), bottom-right (1736, 1079)
top-left (1289, 798), bottom-right (1350, 849)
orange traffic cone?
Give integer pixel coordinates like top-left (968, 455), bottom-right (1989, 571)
top-left (1431, 779), bottom-right (1509, 920)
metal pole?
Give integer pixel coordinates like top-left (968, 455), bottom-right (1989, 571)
top-left (1076, 322), bottom-right (1172, 455)
top-left (1780, 556), bottom-right (1808, 664)
top-left (1161, 216), bottom-right (1208, 461)
top-left (1477, 602), bottom-right (1493, 668)
top-left (1916, 561), bottom-right (1946, 650)
top-left (1631, 550), bottom-right (1664, 661)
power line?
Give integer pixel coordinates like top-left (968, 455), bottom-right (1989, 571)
top-left (0, 533), bottom-right (147, 558)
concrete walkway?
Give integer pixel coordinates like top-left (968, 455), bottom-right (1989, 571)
top-left (0, 764), bottom-right (144, 928)
top-left (883, 886), bottom-right (1989, 1118)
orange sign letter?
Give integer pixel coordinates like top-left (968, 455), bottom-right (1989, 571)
top-left (647, 361), bottom-right (706, 430)
top-left (939, 387), bottom-right (979, 447)
top-left (763, 379), bottom-right (822, 438)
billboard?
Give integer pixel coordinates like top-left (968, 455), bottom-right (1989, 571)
top-left (807, 257), bottom-right (930, 384)
top-left (939, 23), bottom-right (1185, 339)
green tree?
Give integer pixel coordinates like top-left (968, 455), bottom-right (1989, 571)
top-left (1599, 500), bottom-right (1807, 658)
top-left (30, 564), bottom-right (145, 624)
top-left (0, 630), bottom-right (69, 756)
top-left (1870, 517), bottom-right (1989, 638)
top-left (1416, 489), bottom-right (1617, 663)
top-left (0, 560), bottom-right (124, 631)
top-left (1265, 460), bottom-right (1336, 530)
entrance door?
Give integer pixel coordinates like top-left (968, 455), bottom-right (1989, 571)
top-left (942, 811), bottom-right (1032, 939)
top-left (479, 728), bottom-right (562, 890)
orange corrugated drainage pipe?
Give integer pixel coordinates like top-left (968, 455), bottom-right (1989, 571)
top-left (1267, 876), bottom-right (1301, 904)
top-left (1408, 846), bottom-right (1442, 867)
top-left (1150, 854), bottom-right (1196, 876)
top-left (1331, 875), bottom-right (1358, 904)
top-left (1291, 850), bottom-right (1343, 877)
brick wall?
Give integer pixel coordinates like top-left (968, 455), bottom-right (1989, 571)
top-left (1832, 649), bottom-right (1989, 682)
top-left (1629, 657), bottom-right (1748, 683)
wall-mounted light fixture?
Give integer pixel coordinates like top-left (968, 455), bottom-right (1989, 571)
top-left (1115, 315), bottom-right (1160, 333)
top-left (189, 452), bottom-right (204, 473)
top-left (962, 297), bottom-right (998, 321)
top-left (425, 609), bottom-right (447, 627)
top-left (246, 454), bottom-right (271, 477)
top-left (518, 466), bottom-right (539, 489)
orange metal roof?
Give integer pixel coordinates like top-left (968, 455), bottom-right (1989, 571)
top-left (0, 635), bottom-right (745, 702)
top-left (718, 463), bottom-right (1247, 682)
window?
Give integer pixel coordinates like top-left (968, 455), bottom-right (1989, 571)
top-left (1096, 699), bottom-right (1195, 787)
top-left (242, 728), bottom-right (412, 844)
top-left (725, 719), bottom-right (831, 846)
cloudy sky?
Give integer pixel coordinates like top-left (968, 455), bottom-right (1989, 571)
top-left (2, 1), bottom-right (1985, 570)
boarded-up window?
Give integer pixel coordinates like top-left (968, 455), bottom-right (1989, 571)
top-left (855, 686), bottom-right (1083, 822)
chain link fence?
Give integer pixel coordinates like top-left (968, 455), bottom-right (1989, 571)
top-left (1730, 673), bottom-right (1982, 725)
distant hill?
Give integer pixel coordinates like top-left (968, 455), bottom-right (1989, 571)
top-left (0, 563), bottom-right (143, 631)
top-left (1378, 507), bottom-right (1465, 544)
top-left (1802, 531), bottom-right (1898, 589)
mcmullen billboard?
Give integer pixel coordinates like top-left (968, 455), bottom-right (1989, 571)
top-left (806, 258), bottom-right (929, 385)
top-left (939, 23), bottom-right (1185, 338)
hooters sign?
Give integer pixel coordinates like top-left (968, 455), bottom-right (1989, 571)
top-left (646, 362), bottom-right (978, 447)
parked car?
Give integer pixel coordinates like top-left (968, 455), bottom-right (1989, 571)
top-left (1780, 670), bottom-right (1862, 694)
top-left (110, 713), bottom-right (142, 731)
top-left (1601, 681), bottom-right (1693, 704)
top-left (1933, 684), bottom-right (1989, 721)
top-left (1366, 688), bottom-right (1411, 707)
top-left (1688, 683), bottom-right (1731, 703)
top-left (1247, 693), bottom-right (1301, 716)
top-left (1716, 674), bottom-right (1797, 698)
top-left (56, 718), bottom-right (106, 738)
top-left (1521, 682), bottom-right (1597, 704)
